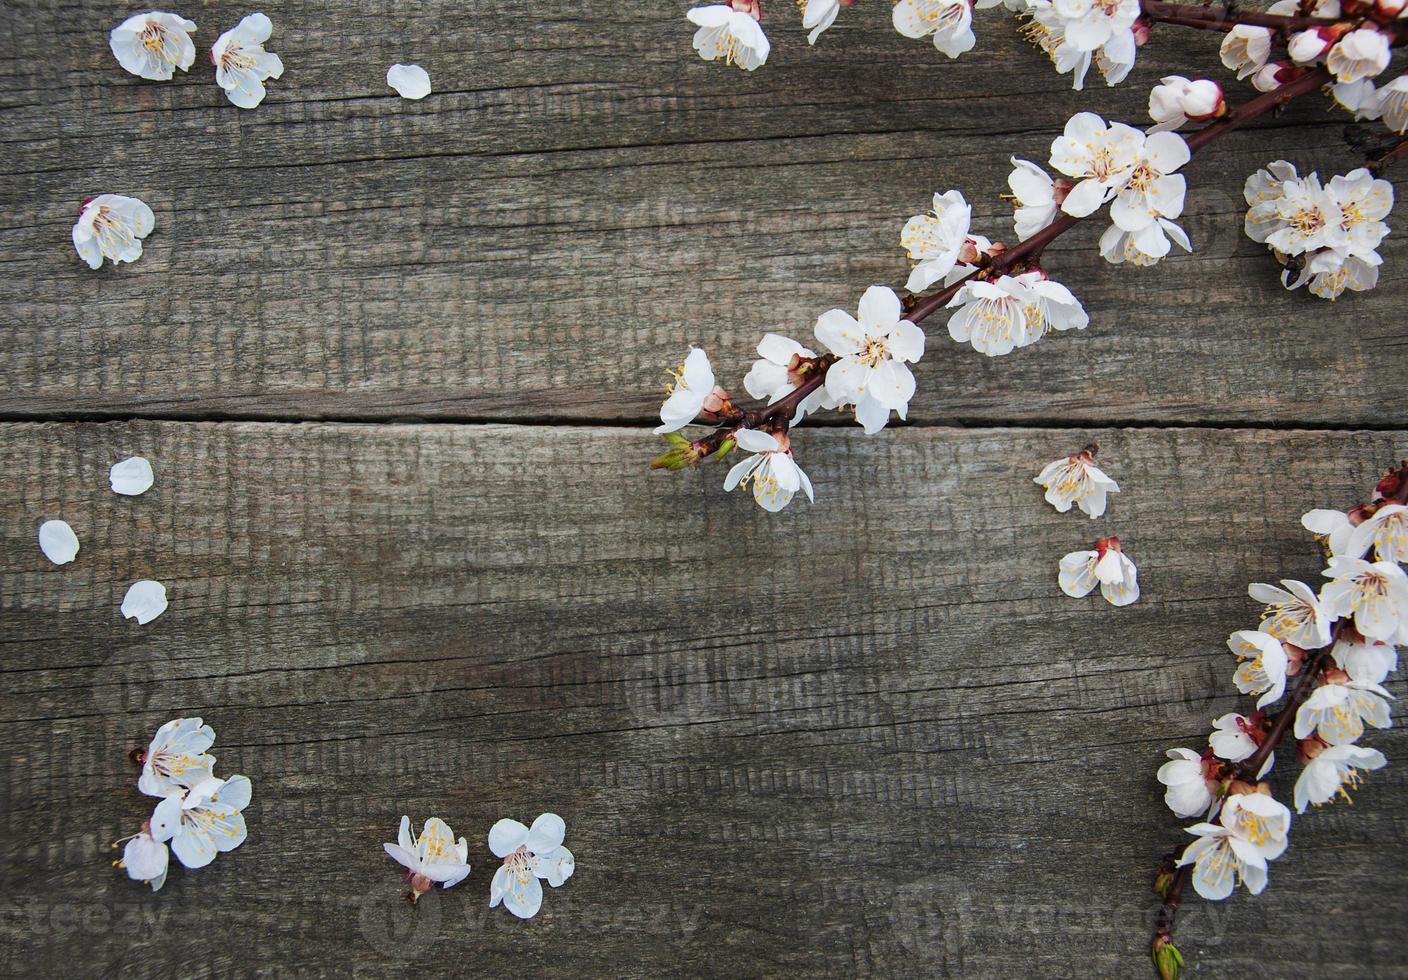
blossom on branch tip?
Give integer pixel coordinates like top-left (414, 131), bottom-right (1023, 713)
top-left (1147, 76), bottom-right (1224, 133)
top-left (724, 428), bottom-right (814, 512)
top-left (1228, 630), bottom-right (1288, 708)
top-left (1331, 631), bottom-right (1399, 685)
top-left (1058, 536), bottom-right (1139, 606)
top-left (900, 190), bottom-right (973, 292)
top-left (816, 285), bottom-right (924, 433)
top-left (1249, 579), bottom-right (1333, 649)
top-left (744, 334), bottom-right (835, 423)
top-left (1209, 712), bottom-right (1263, 763)
top-left (119, 825), bottom-right (169, 891)
top-left (1177, 793), bottom-right (1288, 901)
top-left (383, 816), bottom-right (471, 901)
top-left (73, 194), bottom-right (155, 270)
top-left (1007, 158), bottom-right (1065, 241)
top-left (1049, 112), bottom-right (1144, 217)
top-left (1033, 444), bottom-right (1119, 518)
top-left (688, 5), bottom-right (770, 70)
top-left (1319, 556), bottom-right (1408, 641)
top-left (488, 813), bottom-right (575, 919)
top-left (1294, 675), bottom-right (1393, 745)
top-left (945, 271), bottom-right (1087, 357)
top-left (655, 348), bottom-right (722, 434)
top-left (1326, 28), bottom-right (1391, 84)
top-left (1293, 743), bottom-right (1387, 812)
top-left (150, 774), bottom-right (252, 869)
top-left (110, 12), bottom-right (197, 81)
top-left (138, 717), bottom-right (216, 798)
top-left (1157, 748), bottom-right (1218, 818)
top-left (212, 13), bottom-right (283, 109)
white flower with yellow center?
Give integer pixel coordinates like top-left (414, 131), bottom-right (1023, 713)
top-left (1033, 445), bottom-right (1119, 518)
top-left (1320, 556), bottom-right (1408, 641)
top-left (1329, 168), bottom-right (1394, 260)
top-left (724, 429), bottom-right (814, 512)
top-left (383, 816), bottom-right (471, 900)
top-left (1111, 131), bottom-right (1189, 232)
top-left (655, 347), bottom-right (718, 434)
top-left (1097, 217), bottom-right (1191, 266)
top-left (1294, 743), bottom-right (1387, 813)
top-left (1249, 579), bottom-right (1334, 649)
top-left (1227, 629), bottom-right (1288, 707)
top-left (488, 813), bottom-right (575, 919)
top-left (1220, 25), bottom-right (1272, 80)
top-left (138, 717), bottom-right (216, 798)
top-left (1302, 506), bottom-right (1356, 556)
top-left (1294, 677), bottom-right (1393, 745)
top-left (1049, 112), bottom-right (1145, 217)
top-left (893, 0), bottom-right (983, 59)
top-left (816, 285), bottom-right (925, 430)
top-left (687, 5), bottom-right (770, 70)
top-left (1266, 172), bottom-right (1346, 257)
top-left (801, 0), bottom-right (841, 44)
top-left (1326, 27), bottom-right (1391, 84)
top-left (1349, 503), bottom-right (1408, 565)
top-left (1177, 792), bottom-right (1289, 901)
top-left (945, 271), bottom-right (1088, 357)
top-left (1023, 2), bottom-right (1136, 90)
top-left (1219, 792), bottom-right (1290, 859)
top-left (900, 189), bottom-right (972, 292)
top-left (150, 774), bottom-right (252, 869)
top-left (109, 12), bottom-right (197, 81)
top-left (212, 13), bottom-right (284, 108)
top-left (1058, 536), bottom-right (1139, 606)
top-left (72, 194), bottom-right (155, 270)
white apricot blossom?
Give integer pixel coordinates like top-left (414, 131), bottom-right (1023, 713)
top-left (655, 348), bottom-right (721, 434)
top-left (488, 813), bottom-right (575, 919)
top-left (119, 825), bottom-right (169, 891)
top-left (383, 816), bottom-right (471, 899)
top-left (1220, 24), bottom-right (1272, 80)
top-left (1319, 556), bottom-right (1408, 641)
top-left (1331, 633), bottom-right (1398, 685)
top-left (212, 13), bottom-right (284, 108)
top-left (387, 64), bottom-right (431, 100)
top-left (1348, 504), bottom-right (1408, 563)
top-left (138, 716), bottom-right (216, 798)
top-left (815, 285), bottom-right (924, 432)
top-left (1208, 712), bottom-right (1260, 763)
top-left (801, 0), bottom-right (842, 44)
top-left (1058, 536), bottom-right (1139, 606)
top-left (687, 5), bottom-right (769, 70)
top-left (724, 429), bottom-right (813, 512)
top-left (743, 335), bottom-right (834, 423)
top-left (893, 0), bottom-right (986, 59)
top-left (72, 194), bottom-right (155, 270)
top-left (1111, 131), bottom-right (1189, 232)
top-left (1177, 793), bottom-right (1287, 901)
top-left (900, 189), bottom-right (971, 292)
top-left (109, 12), bottom-right (197, 81)
top-left (1033, 445), bottom-right (1119, 518)
top-left (150, 774), bottom-right (252, 869)
top-left (1293, 676), bottom-right (1393, 745)
top-left (1049, 112), bottom-right (1144, 217)
top-left (1227, 629), bottom-right (1288, 707)
top-left (1326, 27), bottom-right (1391, 84)
top-left (1294, 743), bottom-right (1387, 812)
top-left (1098, 217), bottom-right (1191, 266)
top-left (1157, 748), bottom-right (1217, 818)
top-left (38, 519), bottom-right (79, 565)
top-left (1249, 579), bottom-right (1333, 649)
top-left (1021, 3), bottom-right (1135, 91)
top-left (1008, 158), bottom-right (1061, 240)
top-left (1302, 506), bottom-right (1356, 556)
top-left (945, 272), bottom-right (1087, 357)
top-left (1219, 791), bottom-right (1291, 860)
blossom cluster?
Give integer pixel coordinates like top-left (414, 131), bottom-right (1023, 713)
top-left (1243, 161), bottom-right (1394, 299)
top-left (1155, 466), bottom-right (1407, 907)
top-left (384, 812), bottom-right (576, 918)
top-left (115, 718), bottom-right (253, 890)
top-left (110, 11), bottom-right (283, 108)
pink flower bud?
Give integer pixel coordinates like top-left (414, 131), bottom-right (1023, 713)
top-left (730, 0), bottom-right (763, 20)
top-left (1251, 61), bottom-right (1298, 93)
top-left (1132, 18), bottom-right (1151, 46)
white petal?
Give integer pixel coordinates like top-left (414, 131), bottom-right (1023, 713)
top-left (525, 813), bottom-right (566, 854)
top-left (387, 64), bottom-right (432, 100)
top-left (733, 429), bottom-right (781, 454)
top-left (121, 580), bottom-right (168, 625)
top-left (110, 456), bottom-right (155, 495)
top-left (38, 520), bottom-right (80, 565)
top-left (488, 818), bottom-right (530, 858)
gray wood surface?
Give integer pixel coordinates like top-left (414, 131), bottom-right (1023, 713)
top-left (2, 0), bottom-right (1408, 977)
top-left (1, 423), bottom-right (1405, 977)
top-left (0, 0), bottom-right (1404, 425)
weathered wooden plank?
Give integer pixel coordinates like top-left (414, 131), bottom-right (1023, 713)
top-left (0, 421), bottom-right (1403, 977)
top-left (0, 1), bottom-right (1404, 426)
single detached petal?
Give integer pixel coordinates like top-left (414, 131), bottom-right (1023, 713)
top-left (387, 64), bottom-right (431, 100)
top-left (121, 580), bottom-right (168, 625)
top-left (110, 456), bottom-right (155, 495)
top-left (39, 520), bottom-right (80, 565)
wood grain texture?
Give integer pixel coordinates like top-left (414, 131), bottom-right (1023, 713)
top-left (0, 1), bottom-right (1405, 425)
top-left (1, 421), bottom-right (1404, 977)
